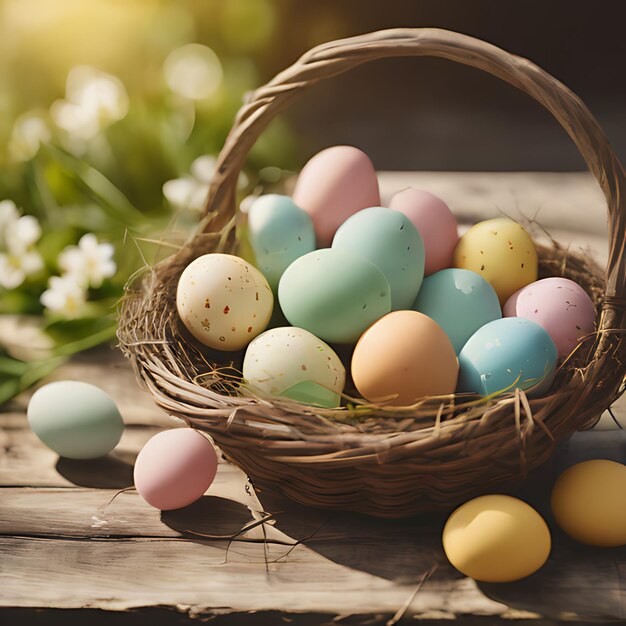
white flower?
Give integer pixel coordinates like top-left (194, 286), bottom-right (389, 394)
top-left (51, 66), bottom-right (129, 140)
top-left (9, 114), bottom-right (52, 162)
top-left (59, 233), bottom-right (116, 288)
top-left (163, 155), bottom-right (248, 212)
top-left (0, 201), bottom-right (44, 289)
top-left (164, 44), bottom-right (223, 101)
top-left (40, 275), bottom-right (87, 317)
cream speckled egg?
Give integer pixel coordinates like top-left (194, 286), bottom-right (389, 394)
top-left (453, 218), bottom-right (538, 304)
top-left (176, 253), bottom-right (273, 351)
top-left (243, 327), bottom-right (345, 408)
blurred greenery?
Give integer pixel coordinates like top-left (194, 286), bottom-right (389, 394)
top-left (0, 0), bottom-right (299, 403)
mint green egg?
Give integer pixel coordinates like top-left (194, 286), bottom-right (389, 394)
top-left (247, 194), bottom-right (316, 290)
top-left (278, 248), bottom-right (391, 344)
top-left (332, 207), bottom-right (425, 310)
top-left (413, 268), bottom-right (502, 353)
top-left (27, 381), bottom-right (124, 459)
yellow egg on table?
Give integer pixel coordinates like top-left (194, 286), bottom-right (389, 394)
top-left (176, 253), bottom-right (273, 351)
top-left (551, 460), bottom-right (626, 547)
top-left (453, 218), bottom-right (538, 304)
top-left (443, 495), bottom-right (551, 582)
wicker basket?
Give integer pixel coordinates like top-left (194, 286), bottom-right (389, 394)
top-left (118, 28), bottom-right (626, 518)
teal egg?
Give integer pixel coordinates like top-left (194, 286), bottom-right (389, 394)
top-left (247, 194), bottom-right (316, 290)
top-left (332, 207), bottom-right (425, 309)
top-left (278, 248), bottom-right (391, 343)
top-left (457, 318), bottom-right (558, 397)
top-left (27, 381), bottom-right (124, 459)
top-left (413, 268), bottom-right (502, 353)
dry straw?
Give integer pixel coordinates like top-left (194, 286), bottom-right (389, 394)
top-left (118, 29), bottom-right (626, 517)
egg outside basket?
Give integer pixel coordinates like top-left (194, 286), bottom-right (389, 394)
top-left (118, 29), bottom-right (626, 518)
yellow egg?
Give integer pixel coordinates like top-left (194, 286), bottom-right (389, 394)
top-left (453, 218), bottom-right (538, 304)
top-left (176, 253), bottom-right (273, 351)
top-left (551, 460), bottom-right (626, 547)
top-left (443, 495), bottom-right (551, 582)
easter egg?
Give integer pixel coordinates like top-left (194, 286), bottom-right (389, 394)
top-left (351, 310), bottom-right (458, 405)
top-left (504, 277), bottom-right (596, 359)
top-left (551, 460), bottom-right (626, 547)
top-left (413, 269), bottom-right (502, 354)
top-left (453, 218), bottom-right (538, 304)
top-left (332, 207), bottom-right (425, 310)
top-left (457, 317), bottom-right (558, 397)
top-left (278, 248), bottom-right (391, 344)
top-left (243, 327), bottom-right (345, 408)
top-left (176, 253), bottom-right (273, 351)
top-left (134, 429), bottom-right (218, 511)
top-left (443, 495), bottom-right (551, 582)
top-left (389, 188), bottom-right (458, 275)
top-left (292, 146), bottom-right (380, 246)
top-left (246, 194), bottom-right (316, 290)
top-left (27, 381), bottom-right (124, 459)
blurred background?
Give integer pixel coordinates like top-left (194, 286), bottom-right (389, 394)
top-left (0, 0), bottom-right (623, 401)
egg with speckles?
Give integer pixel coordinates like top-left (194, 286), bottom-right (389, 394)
top-left (504, 277), bottom-right (596, 359)
top-left (332, 207), bottom-right (425, 310)
top-left (453, 218), bottom-right (538, 304)
top-left (243, 327), bottom-right (345, 408)
top-left (279, 248), bottom-right (391, 344)
top-left (413, 268), bottom-right (502, 354)
top-left (176, 253), bottom-right (273, 351)
top-left (457, 317), bottom-right (558, 397)
top-left (247, 194), bottom-right (316, 290)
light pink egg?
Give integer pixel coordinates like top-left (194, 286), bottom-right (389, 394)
top-left (134, 429), bottom-right (218, 510)
top-left (389, 188), bottom-right (459, 275)
top-left (503, 277), bottom-right (596, 359)
top-left (292, 146), bottom-right (380, 246)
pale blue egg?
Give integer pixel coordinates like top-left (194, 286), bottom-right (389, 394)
top-left (332, 207), bottom-right (425, 310)
top-left (413, 268), bottom-right (501, 353)
top-left (278, 248), bottom-right (391, 344)
top-left (458, 317), bottom-right (558, 397)
top-left (247, 194), bottom-right (316, 290)
top-left (27, 381), bottom-right (124, 459)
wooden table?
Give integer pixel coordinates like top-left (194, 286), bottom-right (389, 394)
top-left (1, 173), bottom-right (625, 625)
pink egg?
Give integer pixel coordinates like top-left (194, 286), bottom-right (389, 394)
top-left (134, 429), bottom-right (218, 510)
top-left (504, 277), bottom-right (596, 359)
top-left (389, 188), bottom-right (458, 275)
top-left (292, 146), bottom-right (380, 246)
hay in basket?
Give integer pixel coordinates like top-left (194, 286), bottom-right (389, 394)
top-left (118, 28), bottom-right (626, 518)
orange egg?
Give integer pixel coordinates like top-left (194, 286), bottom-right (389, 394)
top-left (351, 310), bottom-right (458, 405)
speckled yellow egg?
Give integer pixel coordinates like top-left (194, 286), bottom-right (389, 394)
top-left (551, 460), bottom-right (626, 547)
top-left (176, 253), bottom-right (273, 351)
top-left (453, 218), bottom-right (538, 304)
top-left (443, 495), bottom-right (551, 582)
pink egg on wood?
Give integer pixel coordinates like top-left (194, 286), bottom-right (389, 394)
top-left (292, 146), bottom-right (380, 246)
top-left (503, 277), bottom-right (596, 359)
top-left (134, 429), bottom-right (218, 510)
top-left (389, 188), bottom-right (458, 275)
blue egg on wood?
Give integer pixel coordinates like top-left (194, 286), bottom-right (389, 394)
top-left (413, 268), bottom-right (502, 353)
top-left (27, 381), bottom-right (124, 459)
top-left (247, 194), bottom-right (316, 290)
top-left (332, 207), bottom-right (425, 310)
top-left (457, 317), bottom-right (558, 397)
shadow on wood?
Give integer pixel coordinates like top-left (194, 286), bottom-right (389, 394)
top-left (55, 452), bottom-right (134, 489)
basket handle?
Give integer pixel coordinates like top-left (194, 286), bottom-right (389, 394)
top-left (203, 28), bottom-right (625, 301)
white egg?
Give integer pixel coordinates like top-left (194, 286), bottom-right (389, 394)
top-left (176, 253), bottom-right (273, 351)
top-left (243, 327), bottom-right (345, 408)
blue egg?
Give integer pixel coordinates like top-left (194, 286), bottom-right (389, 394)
top-left (332, 207), bottom-right (425, 310)
top-left (457, 317), bottom-right (558, 397)
top-left (247, 194), bottom-right (316, 290)
top-left (413, 268), bottom-right (501, 353)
